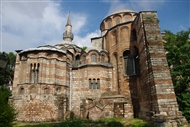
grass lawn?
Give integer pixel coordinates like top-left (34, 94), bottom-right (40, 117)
top-left (13, 122), bottom-right (60, 127)
top-left (13, 118), bottom-right (149, 127)
top-left (13, 118), bottom-right (190, 127)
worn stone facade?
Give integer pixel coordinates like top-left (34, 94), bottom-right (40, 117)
top-left (12, 10), bottom-right (188, 126)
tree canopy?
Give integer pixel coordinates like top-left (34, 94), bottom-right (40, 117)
top-left (163, 28), bottom-right (190, 122)
top-left (0, 52), bottom-right (16, 86)
top-left (0, 86), bottom-right (17, 127)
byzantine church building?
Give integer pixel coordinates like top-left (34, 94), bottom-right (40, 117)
top-left (11, 10), bottom-right (187, 126)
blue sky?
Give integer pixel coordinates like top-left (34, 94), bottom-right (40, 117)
top-left (1, 0), bottom-right (189, 53)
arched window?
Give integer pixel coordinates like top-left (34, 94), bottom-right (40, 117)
top-left (83, 56), bottom-right (86, 64)
top-left (123, 48), bottom-right (140, 76)
top-left (126, 17), bottom-right (130, 22)
top-left (108, 21), bottom-right (111, 29)
top-left (116, 18), bottom-right (120, 25)
top-left (123, 50), bottom-right (135, 76)
top-left (30, 63), bottom-right (39, 84)
top-left (91, 54), bottom-right (96, 62)
top-left (44, 87), bottom-right (50, 94)
top-left (56, 87), bottom-right (61, 92)
top-left (93, 79), bottom-right (96, 89)
top-left (19, 87), bottom-right (24, 94)
top-left (89, 79), bottom-right (92, 89)
top-left (101, 55), bottom-right (105, 63)
top-left (75, 55), bottom-right (80, 66)
top-left (97, 79), bottom-right (100, 89)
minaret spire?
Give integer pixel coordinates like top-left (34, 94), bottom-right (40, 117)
top-left (63, 11), bottom-right (74, 43)
top-left (66, 11), bottom-right (71, 26)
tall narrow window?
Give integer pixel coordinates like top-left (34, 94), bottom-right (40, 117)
top-left (76, 55), bottom-right (80, 66)
top-left (19, 87), bottom-right (24, 95)
top-left (30, 64), bottom-right (34, 83)
top-left (83, 56), bottom-right (86, 64)
top-left (93, 79), bottom-right (96, 89)
top-left (91, 54), bottom-right (96, 62)
top-left (123, 50), bottom-right (134, 75)
top-left (101, 55), bottom-right (105, 63)
top-left (97, 79), bottom-right (100, 89)
top-left (127, 57), bottom-right (135, 76)
top-left (89, 79), bottom-right (92, 89)
top-left (108, 22), bottom-right (111, 29)
top-left (34, 63), bottom-right (37, 83)
top-left (44, 87), bottom-right (50, 94)
top-left (30, 63), bottom-right (39, 83)
top-left (123, 48), bottom-right (140, 76)
top-left (116, 18), bottom-right (120, 25)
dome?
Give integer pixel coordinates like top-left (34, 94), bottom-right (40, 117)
top-left (110, 9), bottom-right (135, 15)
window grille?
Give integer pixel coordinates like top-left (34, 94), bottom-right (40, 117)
top-left (89, 78), bottom-right (100, 89)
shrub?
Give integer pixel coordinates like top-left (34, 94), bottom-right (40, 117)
top-left (107, 121), bottom-right (123, 127)
top-left (131, 119), bottom-right (151, 127)
top-left (60, 118), bottom-right (84, 127)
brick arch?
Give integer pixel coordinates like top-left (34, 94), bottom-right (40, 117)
top-left (113, 14), bottom-right (122, 19)
top-left (29, 85), bottom-right (37, 94)
top-left (43, 86), bottom-right (50, 95)
top-left (111, 29), bottom-right (117, 46)
top-left (123, 50), bottom-right (131, 76)
top-left (99, 52), bottom-right (109, 63)
top-left (120, 26), bottom-right (129, 45)
top-left (55, 86), bottom-right (61, 92)
top-left (18, 86), bottom-right (25, 95)
top-left (80, 53), bottom-right (87, 64)
top-left (100, 21), bottom-right (105, 31)
top-left (87, 50), bottom-right (100, 63)
top-left (105, 17), bottom-right (112, 29)
top-left (113, 14), bottom-right (122, 25)
top-left (66, 53), bottom-right (73, 63)
top-left (123, 13), bottom-right (132, 22)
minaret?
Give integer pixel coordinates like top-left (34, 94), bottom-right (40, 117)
top-left (63, 12), bottom-right (74, 43)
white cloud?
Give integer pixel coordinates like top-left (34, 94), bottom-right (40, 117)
top-left (1, 1), bottom-right (90, 53)
top-left (74, 30), bottom-right (101, 47)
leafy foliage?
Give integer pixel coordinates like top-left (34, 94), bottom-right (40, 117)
top-left (81, 46), bottom-right (87, 52)
top-left (163, 28), bottom-right (190, 122)
top-left (60, 118), bottom-right (84, 127)
top-left (0, 86), bottom-right (17, 127)
top-left (0, 52), bottom-right (16, 86)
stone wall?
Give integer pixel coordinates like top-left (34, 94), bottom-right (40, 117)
top-left (12, 50), bottom-right (70, 122)
top-left (12, 84), bottom-right (68, 122)
top-left (11, 10), bottom-right (188, 126)
top-left (130, 11), bottom-right (188, 126)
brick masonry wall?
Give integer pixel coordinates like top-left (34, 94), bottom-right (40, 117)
top-left (11, 11), bottom-right (187, 126)
top-left (12, 51), bottom-right (70, 122)
top-left (71, 66), bottom-right (113, 117)
top-left (130, 11), bottom-right (188, 126)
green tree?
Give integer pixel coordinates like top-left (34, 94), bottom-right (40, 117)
top-left (0, 52), bottom-right (16, 86)
top-left (0, 86), bottom-right (17, 127)
top-left (163, 28), bottom-right (190, 122)
top-left (81, 46), bottom-right (87, 52)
